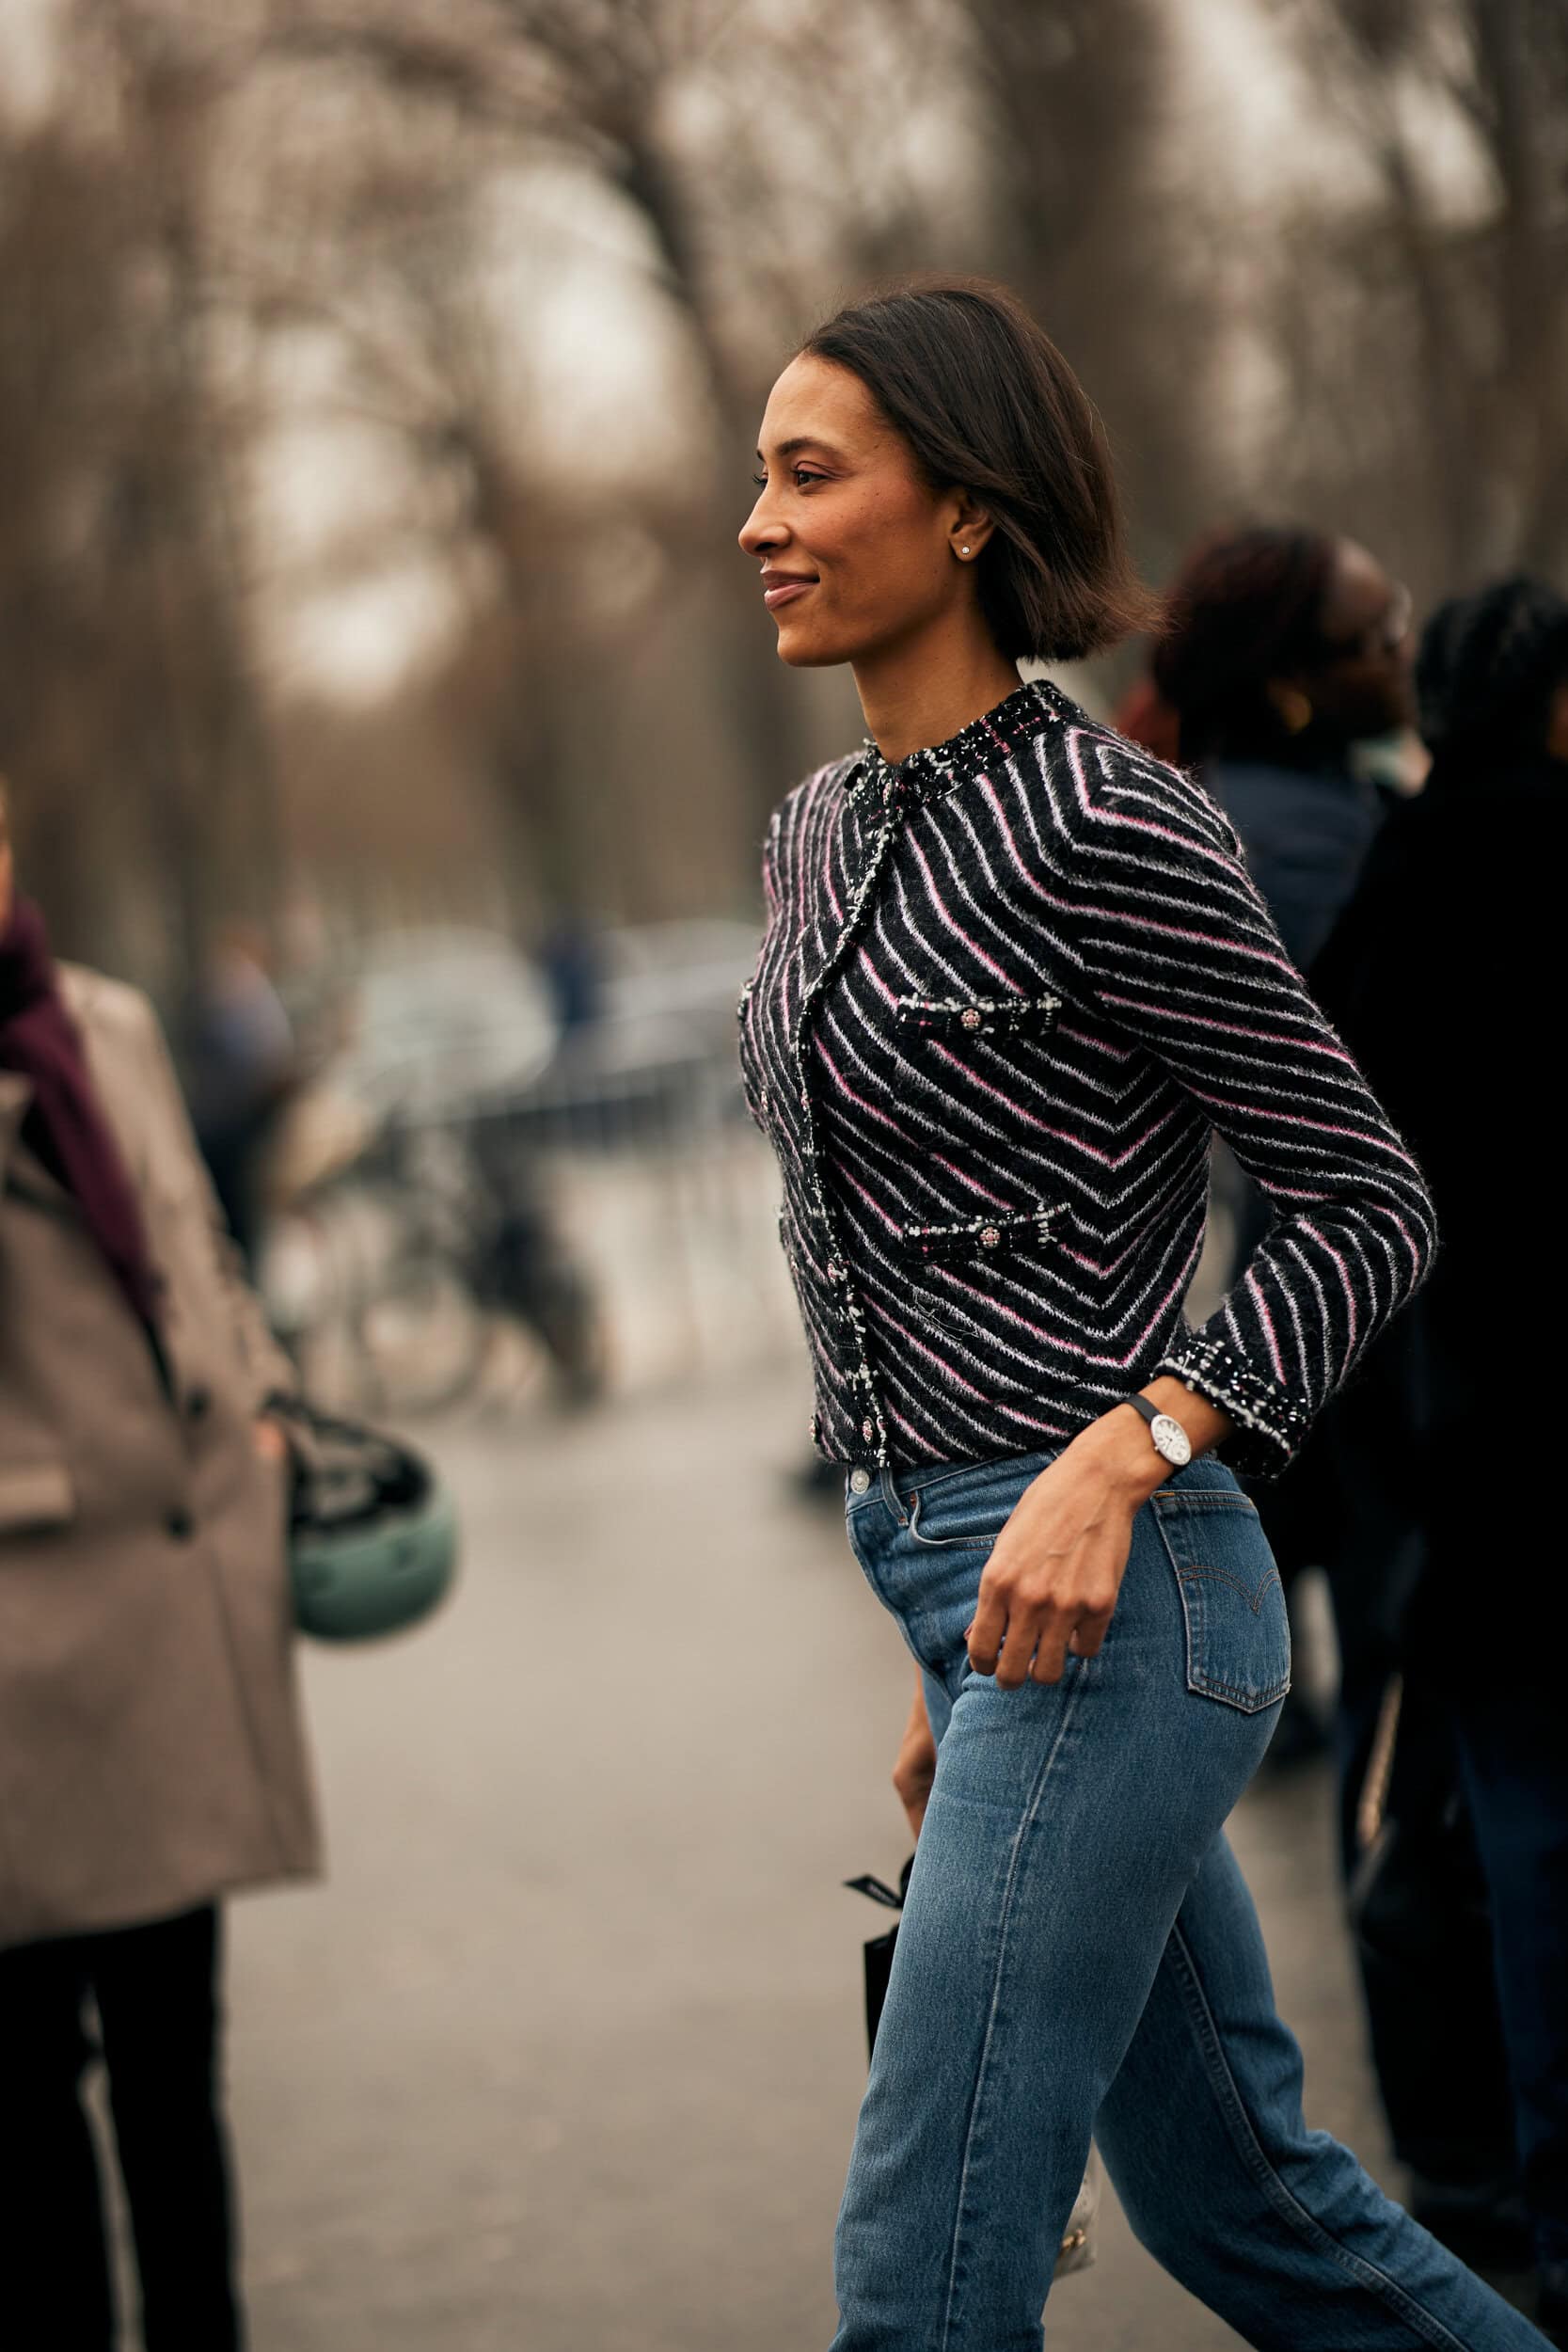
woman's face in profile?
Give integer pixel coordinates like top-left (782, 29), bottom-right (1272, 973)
top-left (738, 354), bottom-right (968, 671)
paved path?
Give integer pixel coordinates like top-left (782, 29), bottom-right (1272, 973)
top-left (219, 1366), bottom-right (1397, 2352)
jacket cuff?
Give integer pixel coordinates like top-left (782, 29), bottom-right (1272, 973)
top-left (1154, 1332), bottom-right (1310, 1480)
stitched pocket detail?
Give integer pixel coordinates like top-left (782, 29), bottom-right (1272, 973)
top-left (1153, 1489), bottom-right (1291, 1715)
top-left (905, 1453), bottom-right (1054, 1550)
top-left (899, 1202), bottom-right (1065, 1271)
top-left (894, 990), bottom-right (1062, 1041)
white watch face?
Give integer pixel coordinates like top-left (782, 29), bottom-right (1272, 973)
top-left (1149, 1412), bottom-right (1192, 1467)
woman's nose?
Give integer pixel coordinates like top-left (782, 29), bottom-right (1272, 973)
top-left (738, 492), bottom-right (784, 558)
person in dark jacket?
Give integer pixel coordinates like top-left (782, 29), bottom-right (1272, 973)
top-left (1153, 522), bottom-right (1414, 971)
top-left (1151, 524), bottom-right (1418, 1764)
top-left (1305, 579), bottom-right (1568, 2339)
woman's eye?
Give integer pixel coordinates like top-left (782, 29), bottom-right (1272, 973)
top-left (751, 473), bottom-right (767, 489)
top-left (793, 468), bottom-right (825, 487)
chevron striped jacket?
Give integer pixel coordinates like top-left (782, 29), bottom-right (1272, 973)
top-left (736, 678), bottom-right (1435, 1476)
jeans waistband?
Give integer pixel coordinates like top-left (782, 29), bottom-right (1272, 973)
top-left (845, 1447), bottom-right (1062, 1521)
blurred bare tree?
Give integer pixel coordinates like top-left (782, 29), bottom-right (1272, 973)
top-left (1254, 0), bottom-right (1568, 586)
top-left (0, 0), bottom-right (1563, 998)
top-left (0, 0), bottom-right (279, 994)
top-left (958, 0), bottom-right (1227, 578)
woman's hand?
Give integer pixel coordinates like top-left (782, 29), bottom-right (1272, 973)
top-left (892, 1676), bottom-right (938, 1838)
top-left (967, 1385), bottom-right (1228, 1689)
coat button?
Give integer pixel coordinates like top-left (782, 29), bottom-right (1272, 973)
top-left (960, 1007), bottom-right (983, 1029)
top-left (861, 1418), bottom-right (875, 1442)
top-left (166, 1509), bottom-right (194, 1542)
top-left (979, 1226), bottom-right (1002, 1248)
top-left (185, 1385), bottom-right (212, 1422)
top-left (849, 1468), bottom-right (873, 1494)
top-left (826, 1261), bottom-right (842, 1281)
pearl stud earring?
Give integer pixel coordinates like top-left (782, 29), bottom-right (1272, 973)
top-left (960, 545), bottom-right (971, 557)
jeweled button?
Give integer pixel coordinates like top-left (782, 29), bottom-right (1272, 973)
top-left (960, 1007), bottom-right (983, 1030)
top-left (826, 1261), bottom-right (843, 1281)
top-left (848, 1468), bottom-right (873, 1494)
top-left (979, 1226), bottom-right (1002, 1248)
top-left (861, 1418), bottom-right (875, 1442)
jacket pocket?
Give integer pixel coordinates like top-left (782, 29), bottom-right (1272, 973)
top-left (899, 1202), bottom-right (1066, 1272)
top-left (1152, 1480), bottom-right (1290, 1714)
top-left (898, 1203), bottom-right (1070, 1357)
top-left (894, 990), bottom-right (1062, 1042)
top-left (0, 1460), bottom-right (75, 1538)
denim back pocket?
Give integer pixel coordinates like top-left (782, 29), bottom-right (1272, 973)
top-left (1152, 1477), bottom-right (1290, 1714)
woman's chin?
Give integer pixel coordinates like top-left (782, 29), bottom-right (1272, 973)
top-left (773, 621), bottom-right (845, 670)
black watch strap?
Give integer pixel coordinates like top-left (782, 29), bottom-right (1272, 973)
top-left (1120, 1394), bottom-right (1160, 1429)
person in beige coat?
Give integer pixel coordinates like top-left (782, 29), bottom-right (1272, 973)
top-left (0, 779), bottom-right (320, 2352)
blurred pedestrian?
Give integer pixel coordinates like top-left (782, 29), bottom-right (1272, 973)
top-left (0, 776), bottom-right (321, 2352)
top-left (736, 278), bottom-right (1545, 2346)
top-left (1306, 579), bottom-right (1568, 2339)
top-left (184, 917), bottom-right (300, 1269)
top-left (1153, 522), bottom-right (1414, 971)
top-left (1152, 524), bottom-right (1418, 1766)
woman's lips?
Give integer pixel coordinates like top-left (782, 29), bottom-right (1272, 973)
top-left (763, 580), bottom-right (816, 611)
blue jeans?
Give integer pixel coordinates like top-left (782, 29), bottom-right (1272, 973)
top-left (834, 1450), bottom-right (1547, 2350)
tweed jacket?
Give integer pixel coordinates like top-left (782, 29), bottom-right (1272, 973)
top-left (0, 965), bottom-right (320, 1949)
top-left (737, 679), bottom-right (1436, 1477)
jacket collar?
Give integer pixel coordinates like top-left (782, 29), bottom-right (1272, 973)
top-left (847, 677), bottom-right (1062, 811)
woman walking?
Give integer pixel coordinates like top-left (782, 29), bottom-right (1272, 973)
top-left (0, 777), bottom-right (320, 2350)
top-left (735, 280), bottom-right (1546, 2349)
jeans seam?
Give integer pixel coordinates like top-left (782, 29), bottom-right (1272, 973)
top-left (938, 1669), bottom-right (1086, 2351)
top-left (1164, 1919), bottom-right (1477, 2352)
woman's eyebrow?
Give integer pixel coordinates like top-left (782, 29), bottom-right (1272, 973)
top-left (755, 436), bottom-right (847, 464)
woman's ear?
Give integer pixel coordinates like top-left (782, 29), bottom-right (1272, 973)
top-left (947, 497), bottom-right (998, 564)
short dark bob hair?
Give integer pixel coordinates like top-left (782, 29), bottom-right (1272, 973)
top-left (802, 278), bottom-right (1159, 664)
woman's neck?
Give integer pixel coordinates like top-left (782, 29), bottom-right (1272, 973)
top-left (853, 621), bottom-right (1022, 767)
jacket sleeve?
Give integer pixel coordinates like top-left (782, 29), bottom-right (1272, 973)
top-left (1038, 727), bottom-right (1437, 1475)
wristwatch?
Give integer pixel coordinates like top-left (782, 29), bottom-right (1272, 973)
top-left (1118, 1393), bottom-right (1193, 1469)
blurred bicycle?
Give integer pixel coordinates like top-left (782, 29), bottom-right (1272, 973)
top-left (260, 1098), bottom-right (605, 1421)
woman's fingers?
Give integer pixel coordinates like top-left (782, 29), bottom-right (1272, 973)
top-left (1028, 1627), bottom-right (1074, 1685)
top-left (967, 1585), bottom-right (1008, 1675)
top-left (994, 1612), bottom-right (1044, 1688)
top-left (972, 1592), bottom-right (1113, 1688)
top-left (1067, 1611), bottom-right (1114, 1661)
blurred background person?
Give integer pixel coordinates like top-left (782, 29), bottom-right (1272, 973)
top-left (1300, 579), bottom-right (1568, 2339)
top-left (1152, 523), bottom-right (1415, 973)
top-left (182, 918), bottom-right (303, 1271)
top-left (1148, 522), bottom-right (1418, 1766)
top-left (0, 776), bottom-right (321, 2352)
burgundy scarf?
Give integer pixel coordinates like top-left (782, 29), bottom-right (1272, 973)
top-left (0, 898), bottom-right (165, 1329)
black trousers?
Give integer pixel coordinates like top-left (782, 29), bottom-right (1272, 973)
top-left (0, 1904), bottom-right (242, 2352)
